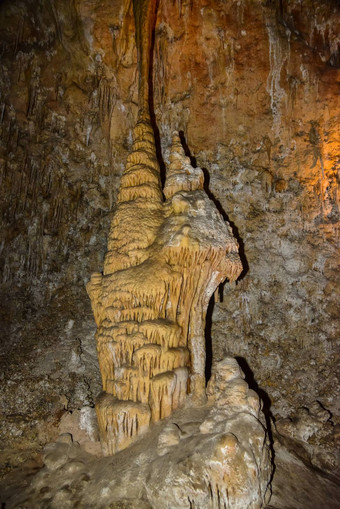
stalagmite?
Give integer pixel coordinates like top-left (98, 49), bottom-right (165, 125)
top-left (87, 0), bottom-right (242, 455)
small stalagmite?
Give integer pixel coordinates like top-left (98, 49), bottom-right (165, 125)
top-left (87, 0), bottom-right (242, 456)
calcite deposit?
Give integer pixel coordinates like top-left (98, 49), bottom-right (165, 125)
top-left (87, 0), bottom-right (242, 455)
top-left (88, 121), bottom-right (242, 453)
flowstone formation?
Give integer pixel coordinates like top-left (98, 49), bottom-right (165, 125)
top-left (87, 0), bottom-right (242, 455)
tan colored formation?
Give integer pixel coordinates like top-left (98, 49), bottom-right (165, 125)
top-left (87, 0), bottom-right (242, 455)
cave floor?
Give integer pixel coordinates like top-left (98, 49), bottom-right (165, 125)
top-left (265, 441), bottom-right (340, 509)
top-left (1, 437), bottom-right (339, 509)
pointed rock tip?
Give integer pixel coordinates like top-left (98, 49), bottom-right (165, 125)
top-left (170, 131), bottom-right (186, 156)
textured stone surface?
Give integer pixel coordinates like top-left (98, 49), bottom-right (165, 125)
top-left (0, 357), bottom-right (272, 508)
top-left (0, 0), bottom-right (339, 502)
top-left (275, 401), bottom-right (340, 478)
top-left (267, 440), bottom-right (340, 509)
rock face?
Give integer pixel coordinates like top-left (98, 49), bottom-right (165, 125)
top-left (0, 358), bottom-right (272, 509)
top-left (275, 401), bottom-right (339, 478)
top-left (0, 0), bottom-right (339, 498)
top-left (87, 0), bottom-right (242, 455)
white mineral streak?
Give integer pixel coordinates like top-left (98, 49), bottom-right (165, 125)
top-left (266, 22), bottom-right (287, 138)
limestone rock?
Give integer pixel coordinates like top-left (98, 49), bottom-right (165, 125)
top-left (275, 401), bottom-right (340, 479)
top-left (0, 1), bottom-right (338, 506)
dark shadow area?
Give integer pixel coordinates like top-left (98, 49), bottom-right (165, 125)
top-left (178, 130), bottom-right (249, 282)
top-left (235, 356), bottom-right (276, 483)
top-left (148, 0), bottom-right (167, 188)
top-left (205, 295), bottom-right (214, 383)
top-left (178, 130), bottom-right (197, 165)
top-left (235, 356), bottom-right (274, 423)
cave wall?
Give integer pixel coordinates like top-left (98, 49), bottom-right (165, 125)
top-left (0, 0), bottom-right (339, 469)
